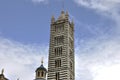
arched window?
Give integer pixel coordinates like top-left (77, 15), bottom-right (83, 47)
top-left (55, 47), bottom-right (62, 56)
top-left (69, 49), bottom-right (73, 57)
top-left (56, 72), bottom-right (59, 80)
top-left (55, 59), bottom-right (61, 67)
top-left (37, 71), bottom-right (40, 77)
top-left (41, 71), bottom-right (44, 77)
top-left (70, 62), bottom-right (72, 70)
top-left (55, 24), bottom-right (64, 33)
top-left (54, 36), bottom-right (64, 45)
top-left (70, 75), bottom-right (72, 80)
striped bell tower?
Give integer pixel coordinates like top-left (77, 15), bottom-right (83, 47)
top-left (47, 11), bottom-right (75, 80)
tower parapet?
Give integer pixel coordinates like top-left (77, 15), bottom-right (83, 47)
top-left (51, 11), bottom-right (70, 25)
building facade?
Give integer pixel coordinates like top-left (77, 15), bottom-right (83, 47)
top-left (47, 11), bottom-right (75, 80)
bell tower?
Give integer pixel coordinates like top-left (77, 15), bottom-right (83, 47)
top-left (47, 11), bottom-right (75, 80)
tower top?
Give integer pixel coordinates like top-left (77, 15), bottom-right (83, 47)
top-left (51, 10), bottom-right (70, 24)
top-left (57, 10), bottom-right (69, 21)
top-left (58, 10), bottom-right (65, 20)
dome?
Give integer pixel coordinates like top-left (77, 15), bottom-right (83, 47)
top-left (36, 64), bottom-right (47, 72)
top-left (35, 58), bottom-right (47, 80)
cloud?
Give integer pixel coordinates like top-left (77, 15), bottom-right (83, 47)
top-left (73, 0), bottom-right (120, 31)
top-left (74, 0), bottom-right (120, 13)
top-left (0, 37), bottom-right (48, 80)
top-left (0, 36), bottom-right (120, 80)
top-left (31, 0), bottom-right (48, 4)
top-left (75, 38), bottom-right (120, 80)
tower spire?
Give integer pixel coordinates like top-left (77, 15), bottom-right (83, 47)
top-left (1, 68), bottom-right (4, 74)
top-left (41, 57), bottom-right (43, 65)
top-left (51, 15), bottom-right (55, 23)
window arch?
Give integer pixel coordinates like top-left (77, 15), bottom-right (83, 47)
top-left (37, 71), bottom-right (40, 77)
top-left (70, 62), bottom-right (72, 70)
top-left (54, 36), bottom-right (64, 45)
top-left (55, 59), bottom-right (61, 67)
top-left (41, 71), bottom-right (44, 77)
top-left (56, 72), bottom-right (59, 80)
top-left (55, 47), bottom-right (62, 56)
